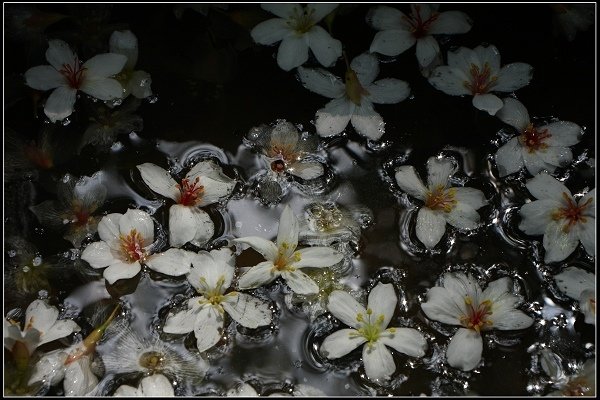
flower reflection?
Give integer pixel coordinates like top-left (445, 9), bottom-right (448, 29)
top-left (109, 30), bottom-right (153, 100)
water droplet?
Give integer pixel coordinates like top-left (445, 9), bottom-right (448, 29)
top-left (32, 256), bottom-right (42, 266)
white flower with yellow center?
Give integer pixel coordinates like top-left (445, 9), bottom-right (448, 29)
top-left (421, 272), bottom-right (534, 371)
top-left (320, 283), bottom-right (427, 382)
top-left (554, 267), bottom-right (595, 325)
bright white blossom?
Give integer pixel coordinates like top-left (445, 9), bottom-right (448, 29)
top-left (251, 3), bottom-right (341, 71)
top-left (429, 44), bottom-right (533, 116)
top-left (137, 160), bottom-right (236, 248)
top-left (234, 205), bottom-right (343, 295)
top-left (421, 272), bottom-right (534, 371)
top-left (321, 283), bottom-right (427, 382)
top-left (109, 30), bottom-right (153, 99)
top-left (298, 53), bottom-right (410, 140)
top-left (495, 98), bottom-right (582, 177)
top-left (113, 374), bottom-right (174, 397)
top-left (28, 348), bottom-right (97, 396)
top-left (519, 173), bottom-right (595, 263)
top-left (24, 39), bottom-right (126, 122)
top-left (367, 4), bottom-right (472, 74)
top-left (394, 156), bottom-right (487, 249)
top-left (554, 267), bottom-right (595, 325)
top-left (163, 248), bottom-right (272, 352)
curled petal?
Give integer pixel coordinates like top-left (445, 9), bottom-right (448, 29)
top-left (136, 163), bottom-right (179, 201)
top-left (293, 246), bottom-right (343, 268)
top-left (472, 93), bottom-right (503, 116)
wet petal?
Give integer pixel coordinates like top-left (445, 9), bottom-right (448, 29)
top-left (28, 350), bottom-right (67, 386)
top-left (523, 150), bottom-right (551, 175)
top-left (363, 341), bottom-right (395, 382)
top-left (494, 63), bottom-right (534, 92)
top-left (128, 70), bottom-right (153, 99)
top-left (120, 209), bottom-right (154, 243)
top-left (238, 261), bottom-right (278, 290)
top-left (472, 93), bottom-right (503, 116)
top-left (222, 293), bottom-right (271, 328)
top-left (421, 287), bottom-right (465, 325)
top-left (234, 237), bottom-right (278, 261)
top-left (261, 3), bottom-right (297, 18)
top-left (427, 156), bottom-right (456, 188)
top-left (416, 208), bottom-right (446, 249)
top-left (79, 77), bottom-right (124, 101)
top-left (282, 269), bottom-right (319, 295)
top-left (46, 39), bottom-right (76, 70)
top-left (446, 202), bottom-right (481, 230)
top-left (543, 121), bottom-right (583, 147)
top-left (277, 35), bottom-right (309, 71)
top-left (496, 97), bottom-right (530, 131)
top-left (309, 3), bottom-right (338, 21)
top-left (369, 29), bottom-right (415, 57)
top-left (394, 166), bottom-right (427, 200)
top-left (307, 25), bottom-right (342, 68)
top-left (447, 46), bottom-right (478, 71)
top-left (491, 308), bottom-right (534, 331)
top-left (380, 327), bottom-right (427, 357)
top-left (320, 329), bottom-right (365, 359)
top-left (554, 266), bottom-right (595, 300)
top-left (136, 163), bottom-right (179, 201)
top-left (315, 97), bottom-right (353, 137)
top-left (443, 272), bottom-right (482, 301)
top-left (543, 220), bottom-right (579, 263)
top-left (97, 213), bottom-right (122, 244)
top-left (169, 205), bottom-right (214, 248)
top-left (26, 300), bottom-right (58, 334)
top-left (539, 146), bottom-right (573, 168)
top-left (350, 101), bottom-right (385, 141)
top-left (197, 176), bottom-right (236, 207)
top-left (163, 298), bottom-right (202, 334)
top-left (495, 137), bottom-right (524, 177)
top-left (297, 67), bottom-right (345, 99)
top-left (109, 30), bottom-right (139, 69)
top-left (294, 246), bottom-right (343, 268)
top-left (366, 6), bottom-right (405, 30)
top-left (428, 11), bottom-right (472, 34)
top-left (366, 78), bottom-right (410, 104)
top-left (473, 44), bottom-right (501, 72)
top-left (428, 66), bottom-right (470, 96)
top-left (415, 36), bottom-right (440, 71)
top-left (368, 282), bottom-right (396, 329)
top-left (139, 374), bottom-right (175, 396)
top-left (113, 385), bottom-right (139, 396)
top-left (63, 356), bottom-right (98, 396)
top-left (194, 306), bottom-right (223, 352)
top-left (81, 241), bottom-right (119, 269)
top-left (579, 188), bottom-right (595, 218)
top-left (189, 251), bottom-right (234, 292)
top-left (24, 65), bottom-right (64, 91)
top-left (39, 319), bottom-right (80, 347)
top-left (518, 199), bottom-right (557, 235)
top-left (44, 86), bottom-right (77, 122)
top-left (327, 290), bottom-right (366, 329)
top-left (577, 218), bottom-right (595, 258)
top-left (288, 161), bottom-right (324, 180)
top-left (250, 18), bottom-right (290, 45)
top-left (145, 248), bottom-right (193, 276)
top-left (525, 173), bottom-right (571, 201)
top-left (277, 205), bottom-right (299, 253)
top-left (446, 328), bottom-right (482, 371)
top-left (350, 53), bottom-right (380, 86)
top-left (103, 261), bottom-right (141, 284)
top-left (453, 187), bottom-right (487, 210)
top-left (579, 289), bottom-right (596, 325)
top-left (82, 53), bottom-right (127, 78)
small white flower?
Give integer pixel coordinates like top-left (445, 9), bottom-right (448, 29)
top-left (421, 272), bottom-right (534, 371)
top-left (234, 205), bottom-right (343, 295)
top-left (394, 156), bottom-right (487, 249)
top-left (321, 283), bottom-right (427, 382)
top-left (548, 358), bottom-right (595, 396)
top-left (109, 30), bottom-right (153, 99)
top-left (519, 173), bottom-right (595, 263)
top-left (136, 160), bottom-right (236, 248)
top-left (554, 267), bottom-right (595, 325)
top-left (251, 3), bottom-right (342, 71)
top-left (163, 248), bottom-right (272, 352)
top-left (113, 374), bottom-right (174, 397)
top-left (298, 53), bottom-right (410, 140)
top-left (24, 39), bottom-right (127, 122)
top-left (428, 44), bottom-right (533, 116)
top-left (28, 349), bottom-right (98, 396)
top-left (495, 98), bottom-right (583, 177)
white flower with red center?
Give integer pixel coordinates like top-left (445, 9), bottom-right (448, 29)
top-left (320, 283), bottom-right (427, 382)
top-left (136, 160), bottom-right (236, 248)
top-left (24, 39), bottom-right (127, 122)
top-left (109, 30), bottom-right (153, 99)
top-left (421, 272), bottom-right (534, 371)
top-left (394, 156), bottom-right (487, 249)
top-left (519, 173), bottom-right (595, 263)
top-left (234, 205), bottom-right (344, 295)
top-left (367, 4), bottom-right (472, 74)
top-left (554, 267), bottom-right (595, 325)
top-left (250, 3), bottom-right (341, 71)
top-left (298, 53), bottom-right (410, 140)
top-left (428, 44), bottom-right (533, 116)
top-left (80, 209), bottom-right (195, 284)
top-left (113, 374), bottom-right (174, 397)
top-left (495, 98), bottom-right (583, 177)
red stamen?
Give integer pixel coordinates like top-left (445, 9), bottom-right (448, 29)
top-left (270, 159), bottom-right (287, 173)
top-left (176, 177), bottom-right (204, 206)
top-left (119, 229), bottom-right (145, 262)
top-left (519, 124), bottom-right (552, 153)
top-left (464, 63), bottom-right (497, 95)
top-left (59, 57), bottom-right (86, 89)
top-left (402, 5), bottom-right (440, 38)
top-left (425, 186), bottom-right (457, 212)
top-left (552, 192), bottom-right (592, 233)
top-left (460, 298), bottom-right (493, 333)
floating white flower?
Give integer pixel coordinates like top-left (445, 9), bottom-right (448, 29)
top-left (394, 156), bottom-right (487, 249)
top-left (234, 205), bottom-right (343, 295)
top-left (250, 3), bottom-right (341, 71)
top-left (109, 30), bottom-right (153, 99)
top-left (28, 349), bottom-right (98, 396)
top-left (137, 160), bottom-right (236, 248)
top-left (428, 44), bottom-right (533, 116)
top-left (421, 272), bottom-right (534, 371)
top-left (320, 283), bottom-right (427, 382)
top-left (163, 248), bottom-right (272, 352)
top-left (298, 53), bottom-right (410, 140)
top-left (367, 4), bottom-right (472, 74)
top-left (519, 173), bottom-right (595, 263)
top-left (113, 374), bottom-right (174, 397)
top-left (24, 39), bottom-right (127, 122)
top-left (554, 267), bottom-right (595, 325)
top-left (495, 98), bottom-right (583, 177)
top-left (80, 209), bottom-right (194, 284)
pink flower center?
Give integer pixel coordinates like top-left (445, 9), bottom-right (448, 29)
top-left (460, 297), bottom-right (493, 333)
top-left (176, 177), bottom-right (204, 206)
top-left (552, 192), bottom-right (592, 233)
top-left (464, 62), bottom-right (497, 95)
top-left (519, 123), bottom-right (552, 153)
top-left (270, 159), bottom-right (287, 173)
top-left (119, 229), bottom-right (146, 262)
top-left (402, 5), bottom-right (439, 38)
top-left (59, 58), bottom-right (86, 89)
top-left (425, 185), bottom-right (457, 212)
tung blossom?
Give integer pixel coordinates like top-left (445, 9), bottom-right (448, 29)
top-left (554, 267), bottom-right (595, 325)
top-left (109, 30), bottom-right (153, 99)
top-left (421, 272), bottom-right (534, 371)
top-left (28, 348), bottom-right (97, 396)
top-left (113, 374), bottom-right (174, 397)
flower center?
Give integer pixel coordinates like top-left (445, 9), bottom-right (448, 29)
top-left (425, 185), bottom-right (457, 212)
top-left (345, 68), bottom-right (370, 106)
top-left (270, 159), bottom-right (287, 173)
top-left (519, 123), bottom-right (552, 153)
top-left (464, 62), bottom-right (497, 95)
top-left (288, 6), bottom-right (316, 34)
top-left (349, 308), bottom-right (394, 348)
top-left (273, 242), bottom-right (300, 271)
top-left (139, 351), bottom-right (165, 372)
top-left (59, 58), bottom-right (86, 89)
top-left (460, 296), bottom-right (493, 333)
top-left (119, 229), bottom-right (146, 262)
top-left (176, 177), bottom-right (204, 206)
top-left (402, 5), bottom-right (439, 38)
top-left (308, 203), bottom-right (343, 232)
top-left (551, 192), bottom-right (592, 233)
top-left (198, 276), bottom-right (229, 311)
top-left (71, 201), bottom-right (90, 227)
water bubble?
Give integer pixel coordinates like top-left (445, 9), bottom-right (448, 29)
top-left (32, 256), bottom-right (42, 266)
top-left (147, 95), bottom-right (159, 104)
top-left (7, 250), bottom-right (17, 257)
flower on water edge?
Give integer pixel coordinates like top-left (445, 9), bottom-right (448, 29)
top-left (250, 4), bottom-right (342, 71)
top-left (547, 358), bottom-right (596, 396)
top-left (428, 44), bottom-right (533, 116)
top-left (553, 266), bottom-right (595, 325)
top-left (136, 160), bottom-right (236, 248)
top-left (234, 205), bottom-right (344, 296)
top-left (113, 374), bottom-right (175, 397)
top-left (393, 156), bottom-right (487, 249)
top-left (109, 30), bottom-right (153, 100)
top-left (297, 52), bottom-right (410, 141)
top-left (24, 39), bottom-right (127, 122)
top-left (494, 98), bottom-right (583, 177)
top-left (320, 282), bottom-right (427, 382)
top-left (421, 271), bottom-right (534, 371)
top-left (518, 173), bottom-right (595, 263)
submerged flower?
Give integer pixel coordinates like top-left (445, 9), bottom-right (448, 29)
top-left (298, 52), bottom-right (410, 140)
top-left (495, 98), bottom-right (583, 177)
top-left (367, 4), bottom-right (472, 74)
top-left (428, 44), bottom-right (533, 115)
top-left (109, 30), bottom-right (153, 99)
top-left (321, 283), bottom-right (427, 382)
top-left (28, 349), bottom-right (97, 396)
top-left (163, 248), bottom-right (272, 352)
top-left (551, 4), bottom-right (594, 42)
top-left (299, 201), bottom-right (371, 246)
top-left (519, 173), bottom-right (595, 263)
top-left (137, 160), bottom-right (236, 248)
top-left (251, 3), bottom-right (341, 71)
top-left (113, 374), bottom-right (174, 397)
top-left (394, 156), bottom-right (487, 249)
top-left (421, 272), bottom-right (534, 371)
top-left (234, 205), bottom-right (343, 295)
top-left (547, 358), bottom-right (595, 396)
top-left (24, 39), bottom-right (127, 122)
top-left (554, 267), bottom-right (595, 325)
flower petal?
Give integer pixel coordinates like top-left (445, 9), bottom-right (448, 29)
top-left (363, 341), bottom-right (395, 382)
top-left (113, 385), bottom-right (140, 397)
top-left (307, 25), bottom-right (342, 68)
top-left (523, 150), bottom-right (551, 175)
top-left (282, 269), bottom-right (319, 295)
top-left (446, 328), bottom-right (482, 371)
top-left (428, 66), bottom-right (470, 96)
top-left (97, 213), bottom-right (122, 245)
top-left (186, 159), bottom-right (234, 183)
top-left (380, 327), bottom-right (427, 357)
top-left (427, 156), bottom-right (456, 188)
top-left (109, 30), bottom-right (138, 69)
top-left (234, 237), bottom-right (278, 261)
top-left (453, 187), bottom-right (487, 210)
top-left (261, 3), bottom-right (297, 18)
top-left (554, 266), bottom-right (595, 299)
top-left (39, 319), bottom-right (81, 347)
top-left (446, 202), bottom-right (481, 230)
top-left (495, 137), bottom-right (524, 177)
top-left (46, 39), bottom-right (75, 70)
top-left (350, 53), bottom-right (380, 86)
top-left (277, 35), bottom-right (309, 71)
top-left (163, 298), bottom-right (202, 334)
top-left (28, 350), bottom-right (67, 387)
top-left (368, 282), bottom-right (396, 329)
top-left (80, 77), bottom-right (124, 101)
top-left (81, 241), bottom-right (119, 269)
top-left (188, 251), bottom-right (234, 292)
top-left (63, 356), bottom-right (98, 396)
top-left (416, 208), bottom-right (447, 249)
top-left (350, 101), bottom-right (385, 140)
top-left (127, 70), bottom-right (153, 99)
top-left (538, 146), bottom-right (573, 168)
top-left (103, 261), bottom-right (141, 284)
top-left (308, 3), bottom-right (338, 21)
top-left (472, 93), bottom-right (503, 116)
top-left (315, 97), bottom-right (353, 137)
top-left (297, 67), bottom-right (345, 99)
top-left (288, 161), bottom-right (324, 180)
top-left (277, 205), bottom-right (299, 253)
top-left (494, 63), bottom-right (534, 92)
top-left (24, 65), bottom-right (64, 91)
top-left (543, 121), bottom-right (583, 147)
top-left (580, 289), bottom-right (596, 325)
top-left (82, 53), bottom-right (127, 78)
top-left (577, 218), bottom-right (595, 258)
top-left (580, 188), bottom-right (595, 218)
top-left (496, 97), bottom-right (530, 131)
top-left (120, 209), bottom-right (154, 243)
top-left (294, 246), bottom-right (343, 268)
top-left (473, 44), bottom-right (501, 73)
top-left (145, 248), bottom-right (193, 276)
top-left (237, 261), bottom-right (278, 290)
top-left (320, 329), bottom-right (365, 359)
top-left (194, 306), bottom-right (223, 352)
top-left (169, 205), bottom-right (214, 248)
top-left (428, 11), bottom-right (472, 34)
top-left (421, 287), bottom-right (465, 325)
top-left (369, 29), bottom-right (416, 57)
top-left (366, 6), bottom-right (405, 30)
top-left (518, 199), bottom-right (558, 235)
top-left (136, 163), bottom-right (179, 201)
top-left (415, 36), bottom-right (441, 72)
top-left (327, 290), bottom-right (366, 329)
top-left (366, 78), bottom-right (410, 104)
top-left (139, 374), bottom-right (175, 397)
top-left (543, 220), bottom-right (579, 263)
top-left (250, 18), bottom-right (290, 45)
top-left (525, 173), bottom-right (571, 201)
top-left (26, 300), bottom-right (58, 334)
top-left (491, 307), bottom-right (534, 331)
top-left (394, 166), bottom-right (427, 200)
top-left (44, 86), bottom-right (77, 122)
top-left (222, 293), bottom-right (271, 328)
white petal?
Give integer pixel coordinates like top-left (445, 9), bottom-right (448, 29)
top-left (363, 341), bottom-right (395, 382)
top-left (222, 293), bottom-right (271, 328)
top-left (189, 251), bottom-right (233, 291)
top-left (79, 78), bottom-right (124, 101)
top-left (579, 289), bottom-right (596, 325)
top-left (169, 205), bottom-right (214, 248)
top-left (416, 207), bottom-right (447, 249)
top-left (366, 78), bottom-right (410, 104)
top-left (227, 382), bottom-right (259, 397)
top-left (580, 189), bottom-right (595, 218)
top-left (288, 161), bottom-right (324, 180)
top-left (554, 266), bottom-right (595, 299)
top-left (25, 300), bottom-right (58, 334)
top-left (103, 261), bottom-right (141, 284)
top-left (163, 299), bottom-right (202, 334)
top-left (315, 97), bottom-right (353, 137)
top-left (320, 329), bottom-right (365, 359)
top-left (443, 272), bottom-right (482, 300)
top-left (277, 35), bottom-right (309, 71)
top-left (472, 93), bottom-right (503, 116)
top-left (525, 173), bottom-right (571, 201)
top-left (251, 18), bottom-right (290, 45)
top-left (350, 101), bottom-right (385, 140)
top-left (446, 203), bottom-right (480, 230)
top-left (366, 6), bottom-right (405, 30)
top-left (139, 374), bottom-right (174, 397)
top-left (446, 46), bottom-right (477, 71)
top-left (446, 328), bottom-right (482, 371)
top-left (4, 320), bottom-right (24, 351)
top-left (495, 137), bottom-right (524, 177)
top-left (491, 308), bottom-right (534, 331)
top-left (44, 86), bottom-right (77, 122)
top-left (238, 261), bottom-right (278, 290)
top-left (428, 11), bottom-right (472, 34)
top-left (292, 384), bottom-right (325, 397)
top-left (109, 30), bottom-right (138, 69)
top-left (369, 29), bottom-right (415, 57)
top-left (543, 121), bottom-right (583, 147)
top-left (194, 306), bottom-right (223, 352)
top-left (494, 63), bottom-right (534, 92)
top-left (276, 205), bottom-right (299, 253)
top-left (81, 241), bottom-right (119, 269)
top-left (136, 163), bottom-right (179, 201)
top-left (496, 97), bottom-right (530, 131)
top-left (380, 328), bottom-right (427, 357)
top-left (367, 282), bottom-right (396, 329)
top-left (473, 44), bottom-right (501, 72)
top-left (428, 66), bottom-right (470, 96)
top-left (327, 290), bottom-right (366, 329)
top-left (297, 67), bottom-right (345, 99)
top-left (538, 146), bottom-right (573, 168)
top-left (82, 53), bottom-right (127, 78)
top-left (294, 246), bottom-right (343, 268)
top-left (577, 218), bottom-right (595, 258)
top-left (350, 53), bottom-right (380, 86)
top-left (261, 3), bottom-right (297, 18)
top-left (543, 220), bottom-right (579, 263)
top-left (453, 187), bottom-right (487, 210)
top-left (97, 213), bottom-right (122, 244)
top-left (234, 237), bottom-right (278, 261)
top-left (523, 151), bottom-right (551, 175)
top-left (308, 3), bottom-right (338, 21)
top-left (127, 70), bottom-right (153, 99)
top-left (38, 319), bottom-right (80, 347)
top-left (197, 176), bottom-right (236, 207)
top-left (120, 209), bottom-right (154, 243)
top-left (46, 39), bottom-right (75, 70)
top-left (63, 356), bottom-right (98, 396)
top-left (186, 159), bottom-right (234, 183)
top-left (113, 385), bottom-right (140, 396)
top-left (307, 25), bottom-right (342, 68)
top-left (28, 350), bottom-right (67, 386)
top-left (282, 269), bottom-right (319, 295)
top-left (426, 156), bottom-right (456, 188)
top-left (394, 166), bottom-right (427, 200)
top-left (416, 36), bottom-right (441, 71)
top-left (24, 65), bottom-right (64, 91)
top-left (146, 248), bottom-right (192, 276)
top-left (518, 199), bottom-right (558, 235)
top-left (421, 287), bottom-right (464, 325)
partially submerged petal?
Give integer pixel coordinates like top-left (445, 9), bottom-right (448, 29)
top-left (136, 163), bottom-right (179, 201)
top-left (362, 341), bottom-right (395, 382)
top-left (163, 298), bottom-right (202, 334)
top-left (234, 236), bottom-right (278, 261)
top-left (315, 97), bottom-right (353, 137)
top-left (472, 93), bottom-right (503, 116)
top-left (44, 86), bottom-right (77, 122)
top-left (194, 306), bottom-right (223, 352)
top-left (327, 290), bottom-right (366, 329)
top-left (350, 101), bottom-right (385, 141)
top-left (222, 293), bottom-right (272, 328)
top-left (169, 205), bottom-right (214, 248)
top-left (350, 53), bottom-right (380, 86)
top-left (297, 67), bottom-right (345, 99)
top-left (446, 328), bottom-right (483, 371)
top-left (543, 220), bottom-right (579, 263)
top-left (282, 269), bottom-right (319, 295)
top-left (416, 207), bottom-right (447, 249)
top-left (79, 77), bottom-right (124, 101)
top-left (366, 78), bottom-right (410, 104)
top-left (293, 246), bottom-right (343, 268)
top-left (554, 266), bottom-right (595, 300)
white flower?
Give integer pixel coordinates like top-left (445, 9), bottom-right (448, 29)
top-left (163, 248), bottom-right (272, 352)
top-left (554, 267), bottom-right (595, 325)
top-left (109, 30), bottom-right (153, 99)
top-left (394, 156), bottom-right (487, 249)
top-left (250, 3), bottom-right (342, 71)
top-left (24, 39), bottom-right (127, 122)
top-left (367, 4), bottom-right (472, 74)
top-left (320, 283), bottom-right (427, 382)
top-left (298, 53), bottom-right (410, 140)
top-left (234, 205), bottom-right (344, 295)
top-left (226, 382), bottom-right (325, 397)
top-left (519, 173), bottom-right (595, 263)
top-left (495, 98), bottom-right (583, 177)
top-left (136, 160), bottom-right (236, 248)
top-left (28, 349), bottom-right (97, 396)
top-left (428, 44), bottom-right (533, 116)
top-left (80, 209), bottom-right (195, 284)
top-left (547, 358), bottom-right (595, 396)
top-left (421, 272), bottom-right (534, 371)
top-left (113, 374), bottom-right (174, 397)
